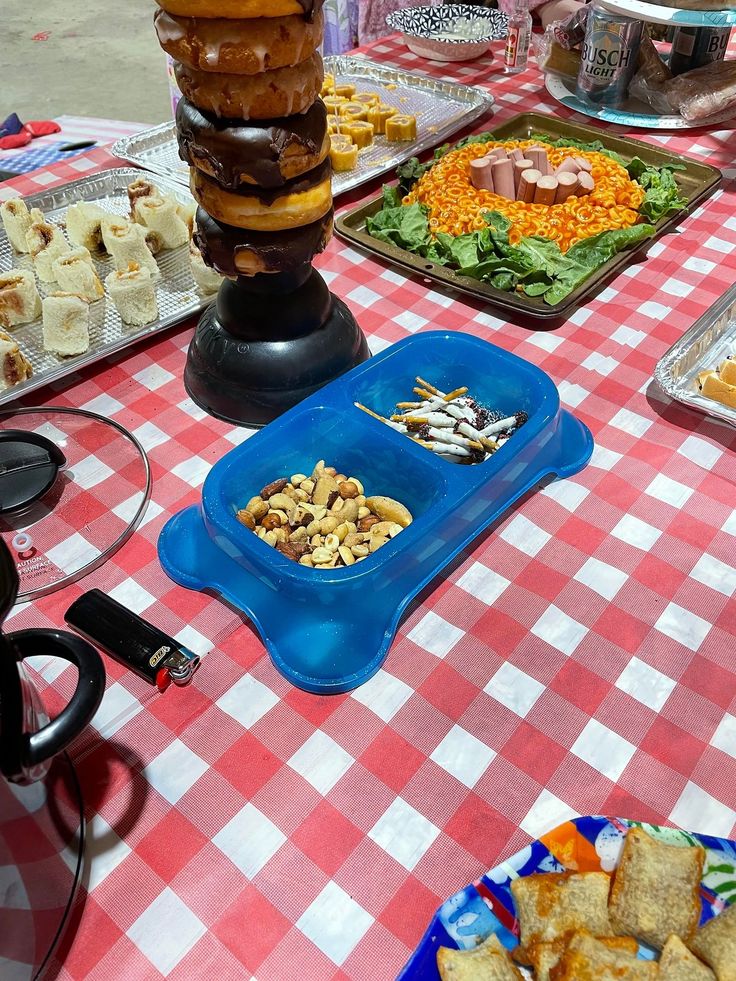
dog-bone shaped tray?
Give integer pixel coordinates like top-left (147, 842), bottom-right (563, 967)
top-left (158, 332), bottom-right (593, 694)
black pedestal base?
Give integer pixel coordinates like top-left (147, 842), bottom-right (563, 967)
top-left (184, 271), bottom-right (369, 427)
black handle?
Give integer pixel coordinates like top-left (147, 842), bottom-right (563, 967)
top-left (9, 629), bottom-right (106, 766)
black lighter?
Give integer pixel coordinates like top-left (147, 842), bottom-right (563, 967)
top-left (65, 589), bottom-right (202, 692)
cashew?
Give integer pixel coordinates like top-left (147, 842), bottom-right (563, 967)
top-left (312, 546), bottom-right (332, 564)
top-left (299, 554), bottom-right (314, 567)
top-left (291, 473), bottom-right (308, 487)
top-left (268, 493), bottom-right (295, 513)
top-left (357, 506), bottom-right (370, 519)
top-left (236, 509), bottom-right (256, 530)
top-left (320, 516), bottom-right (339, 535)
top-left (365, 496), bottom-right (413, 528)
top-left (263, 530), bottom-right (279, 547)
top-left (351, 544), bottom-right (369, 557)
top-left (324, 534), bottom-right (340, 552)
top-left (338, 545), bottom-right (355, 566)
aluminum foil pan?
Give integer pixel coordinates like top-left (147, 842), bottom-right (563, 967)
top-left (111, 55), bottom-right (495, 196)
top-left (0, 167), bottom-right (213, 407)
top-left (655, 283), bottom-right (736, 427)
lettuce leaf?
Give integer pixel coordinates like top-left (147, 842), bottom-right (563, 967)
top-left (625, 158), bottom-right (688, 223)
top-left (530, 132), bottom-right (627, 167)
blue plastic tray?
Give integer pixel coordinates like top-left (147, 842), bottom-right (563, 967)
top-left (158, 332), bottom-right (593, 694)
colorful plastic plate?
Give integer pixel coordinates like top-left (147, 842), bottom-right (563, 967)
top-left (399, 815), bottom-right (736, 979)
top-left (158, 332), bottom-right (592, 694)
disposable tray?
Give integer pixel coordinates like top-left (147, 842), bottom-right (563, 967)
top-left (400, 815), bottom-right (736, 979)
top-left (158, 332), bottom-right (593, 694)
top-left (111, 55), bottom-right (495, 197)
top-left (0, 167), bottom-right (211, 407)
top-left (335, 111), bottom-right (722, 320)
top-left (655, 280), bottom-right (736, 427)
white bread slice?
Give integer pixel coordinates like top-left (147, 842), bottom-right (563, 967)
top-left (0, 269), bottom-right (42, 326)
top-left (189, 240), bottom-right (223, 294)
top-left (65, 201), bottom-right (111, 252)
top-left (0, 328), bottom-right (33, 390)
top-left (689, 903), bottom-right (736, 981)
top-left (105, 262), bottom-right (158, 326)
top-left (135, 194), bottom-right (189, 249)
top-left (660, 935), bottom-right (715, 980)
top-left (609, 828), bottom-right (704, 950)
top-left (52, 246), bottom-right (104, 302)
top-left (1, 198), bottom-right (34, 252)
top-left (510, 871), bottom-right (612, 955)
top-left (437, 933), bottom-right (524, 981)
top-left (128, 177), bottom-right (158, 218)
top-left (42, 292), bottom-right (90, 356)
top-left (27, 220), bottom-right (71, 282)
top-left (102, 219), bottom-right (160, 279)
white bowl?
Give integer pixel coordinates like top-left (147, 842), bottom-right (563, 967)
top-left (386, 4), bottom-right (508, 63)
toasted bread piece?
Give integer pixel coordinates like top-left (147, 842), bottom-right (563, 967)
top-left (529, 934), bottom-right (638, 981)
top-left (549, 931), bottom-right (656, 980)
top-left (689, 903), bottom-right (736, 981)
top-left (609, 828), bottom-right (704, 950)
top-left (510, 872), bottom-right (612, 955)
top-left (437, 934), bottom-right (523, 981)
top-left (659, 935), bottom-right (715, 980)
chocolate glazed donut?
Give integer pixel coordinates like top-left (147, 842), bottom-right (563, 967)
top-left (155, 0), bottom-right (325, 19)
top-left (190, 156), bottom-right (332, 230)
top-left (155, 9), bottom-right (324, 74)
top-left (195, 207), bottom-right (334, 276)
top-left (177, 99), bottom-right (329, 190)
top-left (174, 53), bottom-right (324, 119)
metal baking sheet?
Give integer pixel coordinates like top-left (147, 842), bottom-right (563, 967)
top-left (111, 55), bottom-right (495, 197)
top-left (0, 167), bottom-right (211, 407)
top-left (655, 283), bottom-right (736, 427)
top-left (336, 111), bottom-right (722, 320)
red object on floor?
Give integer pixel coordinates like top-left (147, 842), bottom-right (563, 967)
top-left (25, 120), bottom-right (61, 138)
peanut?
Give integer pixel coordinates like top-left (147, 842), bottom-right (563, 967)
top-left (344, 533), bottom-right (363, 548)
top-left (290, 526), bottom-right (308, 542)
top-left (301, 478), bottom-right (315, 495)
top-left (299, 554), bottom-right (314, 567)
top-left (351, 544), bottom-right (369, 557)
top-left (339, 480), bottom-right (360, 499)
top-left (312, 546), bottom-right (332, 564)
top-left (357, 506), bottom-right (370, 519)
top-left (348, 477), bottom-right (364, 495)
top-left (355, 495), bottom-right (366, 507)
top-left (338, 545), bottom-right (355, 566)
top-left (257, 527), bottom-right (267, 539)
top-left (291, 473), bottom-right (308, 487)
top-left (339, 499), bottom-right (359, 524)
top-left (334, 522), bottom-right (351, 543)
top-left (293, 488), bottom-right (309, 502)
top-left (319, 516), bottom-right (339, 535)
top-left (270, 509), bottom-right (289, 525)
top-left (311, 534), bottom-right (323, 547)
top-left (334, 473), bottom-right (347, 482)
top-left (260, 513), bottom-right (282, 531)
top-left (306, 520), bottom-right (321, 536)
top-left (324, 534), bottom-right (340, 552)
top-left (324, 466), bottom-right (337, 477)
top-left (370, 521), bottom-right (403, 538)
top-left (273, 527), bottom-right (289, 544)
top-left (331, 496), bottom-right (345, 513)
top-left (369, 535), bottom-right (388, 553)
top-left (358, 514), bottom-right (380, 533)
top-left (263, 530), bottom-right (279, 547)
top-left (246, 497), bottom-right (269, 521)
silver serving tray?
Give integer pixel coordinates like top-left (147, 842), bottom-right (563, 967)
top-left (111, 55), bottom-right (495, 197)
top-left (655, 283), bottom-right (736, 427)
top-left (0, 167), bottom-right (212, 407)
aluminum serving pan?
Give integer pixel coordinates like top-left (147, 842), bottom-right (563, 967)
top-left (0, 167), bottom-right (211, 408)
top-left (655, 282), bottom-right (736, 427)
top-left (111, 55), bottom-right (495, 197)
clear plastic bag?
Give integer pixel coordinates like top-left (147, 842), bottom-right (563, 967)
top-left (663, 59), bottom-right (736, 122)
top-left (537, 20), bottom-right (582, 81)
top-left (625, 35), bottom-right (673, 113)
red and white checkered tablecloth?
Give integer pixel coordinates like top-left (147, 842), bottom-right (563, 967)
top-left (3, 37), bottom-right (736, 981)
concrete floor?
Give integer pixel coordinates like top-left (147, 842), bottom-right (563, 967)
top-left (5, 0), bottom-right (171, 125)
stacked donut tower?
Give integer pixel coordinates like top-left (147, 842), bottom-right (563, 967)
top-left (154, 0), bottom-right (368, 426)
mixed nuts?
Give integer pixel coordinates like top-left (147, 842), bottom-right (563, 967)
top-left (236, 459), bottom-right (413, 569)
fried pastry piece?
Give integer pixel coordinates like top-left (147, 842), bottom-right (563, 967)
top-left (1, 198), bottom-right (34, 252)
top-left (0, 269), bottom-right (42, 326)
top-left (329, 136), bottom-right (358, 173)
top-left (549, 931), bottom-right (655, 980)
top-left (527, 934), bottom-right (638, 981)
top-left (385, 114), bottom-right (417, 141)
top-left (719, 357), bottom-right (736, 387)
top-left (437, 934), bottom-right (523, 981)
top-left (52, 246), bottom-right (104, 302)
top-left (700, 371), bottom-right (736, 410)
top-left (689, 903), bottom-right (736, 981)
top-left (105, 262), bottom-right (158, 327)
top-left (510, 872), bottom-right (612, 959)
top-left (27, 220), bottom-right (71, 282)
top-left (609, 828), bottom-right (704, 950)
top-left (42, 292), bottom-right (90, 356)
top-left (65, 202), bottom-right (110, 252)
top-left (0, 327), bottom-right (33, 390)
top-left (659, 935), bottom-right (715, 980)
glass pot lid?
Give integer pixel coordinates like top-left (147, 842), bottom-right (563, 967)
top-left (0, 407), bottom-right (151, 602)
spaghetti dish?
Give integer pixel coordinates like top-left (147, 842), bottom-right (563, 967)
top-left (404, 140), bottom-right (646, 252)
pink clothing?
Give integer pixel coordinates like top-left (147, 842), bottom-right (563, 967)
top-left (359, 0), bottom-right (431, 44)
